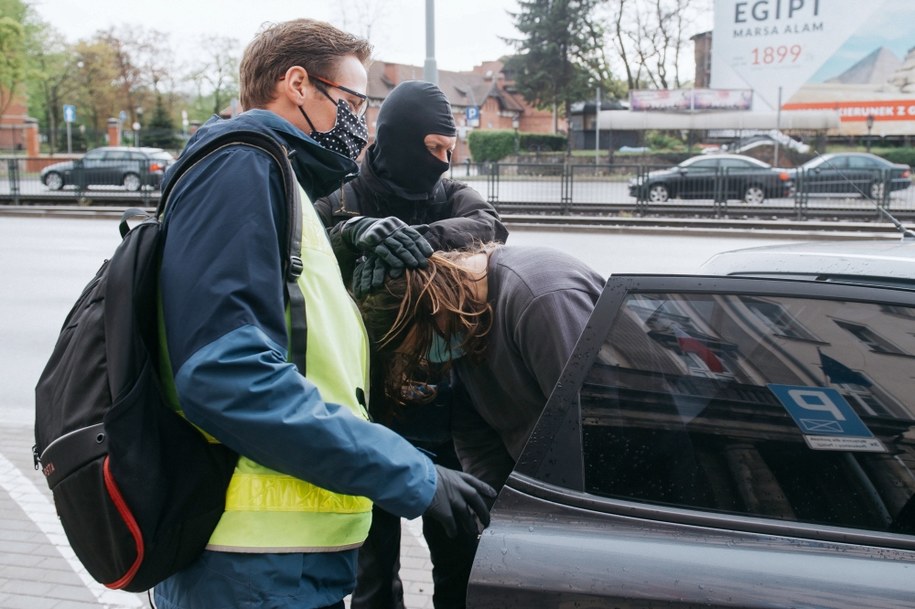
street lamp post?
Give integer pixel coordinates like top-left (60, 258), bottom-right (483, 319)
top-left (512, 116), bottom-right (520, 154)
top-left (134, 107), bottom-right (144, 148)
top-left (594, 86), bottom-right (600, 168)
top-left (866, 113), bottom-right (875, 153)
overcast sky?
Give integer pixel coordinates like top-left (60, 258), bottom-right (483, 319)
top-left (29, 0), bottom-right (521, 73)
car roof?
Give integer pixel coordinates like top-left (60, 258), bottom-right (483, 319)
top-left (682, 154), bottom-right (769, 166)
top-left (699, 237), bottom-right (915, 288)
top-left (91, 146), bottom-right (167, 153)
top-left (805, 152), bottom-right (893, 163)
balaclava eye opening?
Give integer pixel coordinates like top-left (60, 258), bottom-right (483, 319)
top-left (370, 80), bottom-right (457, 198)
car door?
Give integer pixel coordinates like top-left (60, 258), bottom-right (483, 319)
top-left (805, 156), bottom-right (849, 195)
top-left (719, 157), bottom-right (761, 198)
top-left (468, 275), bottom-right (915, 609)
top-left (679, 158), bottom-right (720, 199)
top-left (102, 150), bottom-right (132, 186)
top-left (842, 155), bottom-right (879, 193)
top-left (77, 148), bottom-right (108, 187)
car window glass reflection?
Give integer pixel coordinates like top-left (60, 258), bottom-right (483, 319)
top-left (581, 292), bottom-right (915, 535)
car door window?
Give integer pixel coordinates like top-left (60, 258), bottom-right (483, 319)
top-left (526, 277), bottom-right (915, 539)
top-left (849, 156), bottom-right (879, 169)
top-left (820, 156), bottom-right (848, 170)
top-left (578, 285), bottom-right (915, 534)
top-left (685, 160), bottom-right (718, 173)
top-left (103, 151), bottom-right (130, 161)
top-left (720, 159), bottom-right (754, 169)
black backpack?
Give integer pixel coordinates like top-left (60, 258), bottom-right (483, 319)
top-left (32, 130), bottom-right (306, 592)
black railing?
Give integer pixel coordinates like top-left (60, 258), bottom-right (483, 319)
top-left (3, 157), bottom-right (914, 221)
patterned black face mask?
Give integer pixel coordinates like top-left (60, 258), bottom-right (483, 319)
top-left (300, 99), bottom-right (368, 161)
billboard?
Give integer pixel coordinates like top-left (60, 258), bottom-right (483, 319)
top-left (710, 0), bottom-right (915, 135)
top-left (630, 89), bottom-right (753, 111)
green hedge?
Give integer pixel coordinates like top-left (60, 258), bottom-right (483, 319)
top-left (468, 130), bottom-right (568, 161)
top-left (518, 133), bottom-right (566, 153)
top-left (468, 130), bottom-right (517, 162)
top-left (876, 148), bottom-right (915, 167)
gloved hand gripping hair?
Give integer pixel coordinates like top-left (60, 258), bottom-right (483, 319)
top-left (343, 216), bottom-right (433, 297)
top-left (423, 465), bottom-right (496, 538)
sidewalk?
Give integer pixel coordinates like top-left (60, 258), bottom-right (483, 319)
top-left (0, 422), bottom-right (434, 609)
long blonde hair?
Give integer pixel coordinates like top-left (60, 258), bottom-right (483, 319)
top-left (358, 246), bottom-right (495, 404)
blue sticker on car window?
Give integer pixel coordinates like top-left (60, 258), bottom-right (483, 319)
top-left (768, 384), bottom-right (886, 453)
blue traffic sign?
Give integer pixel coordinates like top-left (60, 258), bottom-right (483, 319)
top-left (63, 104), bottom-right (76, 123)
top-left (465, 106), bottom-right (480, 122)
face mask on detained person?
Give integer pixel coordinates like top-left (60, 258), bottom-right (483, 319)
top-left (300, 99), bottom-right (369, 161)
top-left (426, 333), bottom-right (466, 364)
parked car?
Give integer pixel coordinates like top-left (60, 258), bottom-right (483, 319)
top-left (790, 152), bottom-right (912, 199)
top-left (40, 147), bottom-right (176, 192)
top-left (699, 236), bottom-right (915, 289)
top-left (628, 153), bottom-right (793, 204)
top-left (467, 246), bottom-right (915, 607)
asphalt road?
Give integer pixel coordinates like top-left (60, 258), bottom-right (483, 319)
top-left (0, 214), bottom-right (815, 427)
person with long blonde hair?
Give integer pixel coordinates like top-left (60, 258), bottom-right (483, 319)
top-left (358, 243), bottom-right (604, 491)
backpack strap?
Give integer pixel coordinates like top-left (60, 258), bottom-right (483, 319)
top-left (157, 130), bottom-right (307, 375)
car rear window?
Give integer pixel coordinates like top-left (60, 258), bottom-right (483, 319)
top-left (580, 290), bottom-right (915, 535)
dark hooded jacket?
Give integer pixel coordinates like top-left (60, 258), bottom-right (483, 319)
top-left (315, 80), bottom-right (508, 283)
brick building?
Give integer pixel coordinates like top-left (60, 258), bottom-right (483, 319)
top-left (0, 89), bottom-right (34, 153)
top-left (362, 60), bottom-right (564, 163)
top-left (220, 59), bottom-right (564, 164)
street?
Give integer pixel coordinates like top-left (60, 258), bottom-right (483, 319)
top-left (0, 215), bottom-right (885, 609)
top-left (0, 215), bottom-right (804, 426)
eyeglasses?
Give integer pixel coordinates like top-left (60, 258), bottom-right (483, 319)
top-left (310, 75), bottom-right (368, 117)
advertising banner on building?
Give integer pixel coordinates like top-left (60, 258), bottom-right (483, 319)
top-left (630, 89), bottom-right (753, 111)
top-left (710, 0), bottom-right (915, 136)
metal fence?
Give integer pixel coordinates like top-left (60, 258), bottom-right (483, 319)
top-left (3, 156), bottom-right (915, 221)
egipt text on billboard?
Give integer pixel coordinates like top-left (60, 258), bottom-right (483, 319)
top-left (710, 0), bottom-right (915, 136)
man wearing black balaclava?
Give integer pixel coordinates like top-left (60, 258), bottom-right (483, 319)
top-left (316, 81), bottom-right (508, 609)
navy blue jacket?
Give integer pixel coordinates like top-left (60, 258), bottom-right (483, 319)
top-left (155, 110), bottom-right (437, 606)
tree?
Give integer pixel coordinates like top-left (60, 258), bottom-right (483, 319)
top-left (143, 93), bottom-right (178, 149)
top-left (96, 26), bottom-right (175, 126)
top-left (602, 0), bottom-right (711, 91)
top-left (0, 0), bottom-right (29, 117)
top-left (506, 0), bottom-right (610, 142)
top-left (185, 35), bottom-right (239, 116)
top-left (0, 16), bottom-right (25, 118)
top-left (70, 40), bottom-right (120, 148)
top-left (26, 20), bottom-right (76, 153)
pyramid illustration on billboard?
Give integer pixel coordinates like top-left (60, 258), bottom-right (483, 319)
top-left (710, 0), bottom-right (891, 110)
top-left (826, 48), bottom-right (902, 86)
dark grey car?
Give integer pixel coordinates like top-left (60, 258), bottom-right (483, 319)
top-left (628, 154), bottom-right (793, 204)
top-left (790, 152), bottom-right (912, 199)
top-left (40, 146), bottom-right (175, 192)
top-left (468, 275), bottom-right (915, 608)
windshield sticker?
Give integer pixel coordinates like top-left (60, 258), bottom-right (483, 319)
top-left (768, 384), bottom-right (887, 453)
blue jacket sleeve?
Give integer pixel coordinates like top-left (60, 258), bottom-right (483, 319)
top-left (159, 146), bottom-right (435, 517)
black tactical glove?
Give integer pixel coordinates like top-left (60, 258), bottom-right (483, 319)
top-left (341, 216), bottom-right (433, 271)
top-left (424, 465), bottom-right (496, 538)
top-left (352, 253), bottom-right (405, 299)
